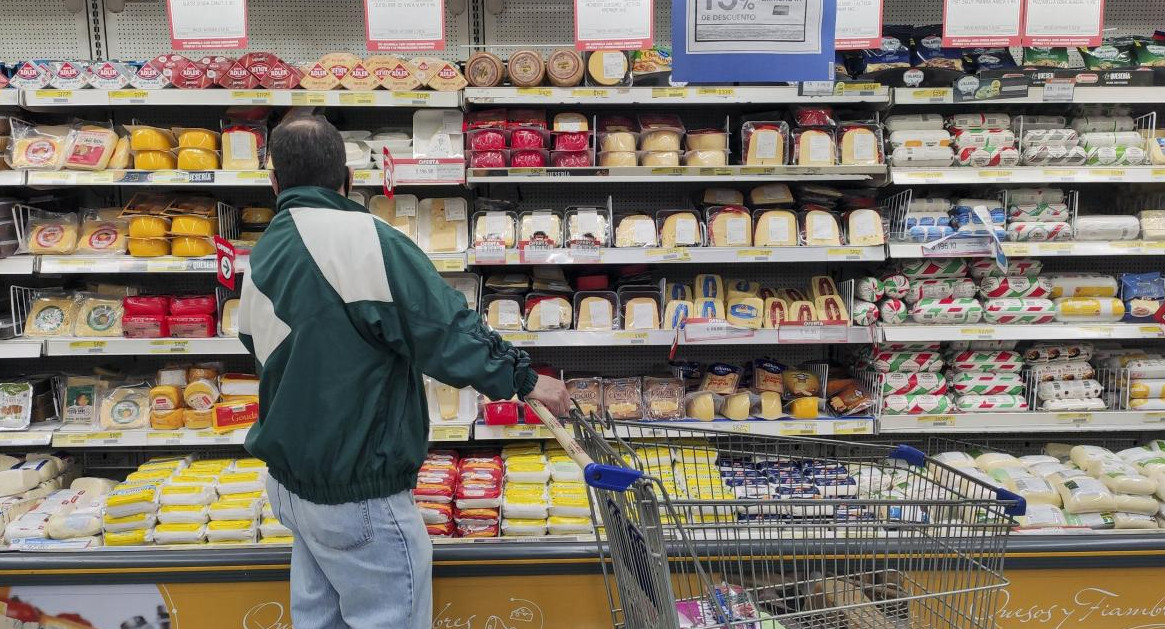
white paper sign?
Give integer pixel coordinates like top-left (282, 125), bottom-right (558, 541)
top-left (835, 0), bottom-right (883, 49)
top-left (688, 0), bottom-right (824, 54)
top-left (575, 0), bottom-right (654, 51)
top-left (943, 0), bottom-right (1023, 47)
top-left (167, 0), bottom-right (248, 50)
top-left (365, 0), bottom-right (446, 52)
top-left (1022, 0), bottom-right (1105, 46)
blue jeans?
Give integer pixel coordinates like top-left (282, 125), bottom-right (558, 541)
top-left (266, 477), bottom-right (433, 629)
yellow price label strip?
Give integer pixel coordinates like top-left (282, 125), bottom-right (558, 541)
top-left (697, 87), bottom-right (735, 97)
top-left (0, 432), bottom-right (46, 444)
top-left (149, 340), bottom-right (190, 354)
top-left (339, 92), bottom-right (376, 105)
top-left (516, 87), bottom-right (552, 97)
top-left (739, 167), bottom-right (775, 175)
top-left (838, 82), bottom-right (880, 94)
top-left (736, 249), bottom-right (772, 260)
top-left (779, 425), bottom-right (817, 436)
top-left (432, 257), bottom-right (465, 272)
top-left (827, 247), bottom-right (864, 258)
top-left (35, 89), bottom-right (73, 100)
top-left (649, 167), bottom-right (684, 176)
top-left (1055, 412), bottom-right (1092, 424)
top-left (109, 89), bottom-right (148, 103)
top-left (1142, 412), bottom-right (1165, 423)
top-left (392, 91), bottom-right (430, 101)
top-left (1003, 244), bottom-right (1032, 256)
top-left (917, 415), bottom-right (957, 426)
top-left (232, 90), bottom-right (273, 103)
top-left (55, 431), bottom-right (124, 446)
top-left (430, 426), bottom-right (470, 442)
top-left (959, 327), bottom-right (996, 339)
top-left (145, 259), bottom-right (189, 273)
top-left (68, 340), bottom-right (107, 353)
top-left (652, 87), bottom-right (687, 98)
top-left (501, 333), bottom-right (538, 343)
top-left (978, 169), bottom-right (1013, 179)
top-left (613, 331), bottom-right (648, 344)
top-left (570, 88), bottom-right (608, 98)
top-left (146, 431), bottom-right (184, 445)
top-left (1091, 168), bottom-right (1126, 178)
top-left (503, 425), bottom-right (550, 439)
top-left (903, 171), bottom-right (945, 180)
top-left (646, 248), bottom-right (690, 261)
top-left (729, 423), bottom-right (751, 433)
top-left (290, 92), bottom-right (328, 105)
top-left (1140, 325), bottom-right (1165, 337)
top-left (834, 421), bottom-right (871, 435)
top-left (910, 88), bottom-right (949, 101)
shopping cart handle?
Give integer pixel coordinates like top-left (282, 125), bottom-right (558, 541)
top-left (584, 463), bottom-right (643, 492)
top-left (888, 444), bottom-right (927, 467)
top-left (994, 488), bottom-right (1028, 517)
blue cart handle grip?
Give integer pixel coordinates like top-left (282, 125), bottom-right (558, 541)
top-left (888, 444), bottom-right (927, 467)
top-left (994, 488), bottom-right (1028, 517)
top-left (585, 463), bottom-right (643, 492)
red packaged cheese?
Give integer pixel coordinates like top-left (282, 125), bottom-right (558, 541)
top-left (123, 314), bottom-right (168, 338)
top-left (217, 60), bottom-right (260, 89)
top-left (168, 314), bottom-right (216, 338)
top-left (238, 52), bottom-right (280, 83)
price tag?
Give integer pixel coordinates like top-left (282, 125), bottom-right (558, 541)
top-left (146, 431), bottom-right (183, 446)
top-left (1040, 243), bottom-right (1073, 254)
top-left (146, 259), bottom-right (190, 273)
top-left (291, 92), bottom-right (328, 106)
top-left (834, 420), bottom-right (871, 435)
top-left (430, 425), bottom-right (470, 442)
top-left (365, 0), bottom-right (446, 51)
top-left (571, 88), bottom-right (608, 99)
top-left (503, 425), bottom-right (549, 439)
top-left (1055, 412), bottom-right (1092, 425)
top-left (432, 256), bottom-right (465, 272)
top-left (339, 92), bottom-right (376, 106)
top-left (652, 87), bottom-right (687, 99)
top-left (735, 248), bottom-right (772, 261)
top-left (516, 87), bottom-right (553, 98)
top-left (646, 248), bottom-right (690, 261)
top-left (188, 430), bottom-right (236, 444)
top-left (109, 89), bottom-right (149, 104)
top-left (149, 340), bottom-right (190, 354)
top-left (1142, 412), bottom-right (1165, 424)
top-left (739, 167), bottom-right (775, 176)
top-left (729, 423), bottom-right (751, 434)
top-left (575, 0), bottom-right (654, 51)
top-left (501, 333), bottom-right (538, 346)
top-left (231, 90), bottom-right (272, 104)
top-left (0, 432), bottom-right (48, 446)
top-left (1108, 241), bottom-right (1141, 253)
top-left (1003, 244), bottom-right (1032, 256)
top-left (910, 88), bottom-right (950, 103)
top-left (1041, 168), bottom-right (1077, 181)
top-left (393, 91), bottom-right (431, 102)
top-left (76, 431), bottom-right (124, 446)
top-left (395, 158), bottom-right (466, 185)
top-left (779, 423), bottom-right (817, 436)
top-left (977, 169), bottom-right (1013, 182)
top-left (1042, 78), bottom-right (1075, 102)
top-left (917, 415), bottom-right (956, 427)
top-left (69, 340), bottom-right (107, 354)
top-left (1140, 325), bottom-right (1165, 337)
top-left (837, 82), bottom-right (881, 95)
top-left (799, 81), bottom-right (836, 97)
top-left (1144, 241), bottom-right (1165, 252)
top-left (959, 327), bottom-right (996, 340)
top-left (1092, 169), bottom-right (1126, 180)
top-left (614, 331), bottom-right (649, 345)
top-left (903, 170), bottom-right (946, 183)
top-left (34, 89), bottom-right (73, 103)
top-left (826, 247), bottom-right (864, 260)
top-left (696, 87), bottom-right (735, 97)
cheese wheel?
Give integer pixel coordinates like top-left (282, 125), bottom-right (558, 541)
top-left (131, 127), bottom-right (175, 151)
top-left (640, 151), bottom-right (679, 167)
top-left (624, 298), bottom-right (660, 330)
top-left (641, 130), bottom-right (681, 151)
top-left (134, 150), bottom-right (176, 170)
top-left (177, 148), bottom-right (219, 170)
top-left (466, 52), bottom-right (505, 87)
top-left (599, 151), bottom-right (636, 167)
top-left (547, 49), bottom-right (585, 87)
top-left (754, 210), bottom-right (797, 246)
top-left (587, 51), bottom-right (628, 86)
top-left (507, 50), bottom-right (546, 87)
top-left (177, 129), bottom-right (219, 150)
top-left (684, 150), bottom-right (727, 167)
top-left (687, 131), bottom-right (728, 151)
top-left (372, 56), bottom-right (422, 91)
top-left (340, 60), bottom-right (379, 91)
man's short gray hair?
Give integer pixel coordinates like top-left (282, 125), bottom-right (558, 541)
top-left (269, 117), bottom-right (347, 191)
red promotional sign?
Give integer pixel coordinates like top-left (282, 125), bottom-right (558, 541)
top-left (1021, 0), bottom-right (1105, 46)
top-left (166, 0), bottom-right (248, 50)
top-left (942, 0), bottom-right (1023, 48)
top-left (574, 0), bottom-right (654, 51)
top-left (835, 0), bottom-right (884, 50)
top-left (214, 235), bottom-right (237, 290)
top-left (365, 0), bottom-right (446, 52)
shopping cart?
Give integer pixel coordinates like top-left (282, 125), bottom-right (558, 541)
top-left (528, 401), bottom-right (1026, 629)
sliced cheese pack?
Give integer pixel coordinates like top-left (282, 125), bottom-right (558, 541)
top-left (745, 126), bottom-right (786, 165)
top-left (525, 297), bottom-right (573, 331)
top-left (796, 129), bottom-right (836, 166)
top-left (485, 297), bottom-right (523, 331)
top-left (840, 127), bottom-right (881, 165)
top-left (847, 209), bottom-right (885, 246)
top-left (576, 296), bottom-right (615, 331)
top-left (418, 198), bottom-right (468, 253)
top-left (754, 210), bottom-right (797, 246)
top-left (726, 298), bottom-right (762, 329)
top-left (663, 300), bottom-right (692, 330)
top-left (614, 215), bottom-right (657, 247)
top-left (371, 195), bottom-right (419, 241)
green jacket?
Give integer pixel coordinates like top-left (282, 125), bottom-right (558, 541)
top-left (238, 186), bottom-right (536, 504)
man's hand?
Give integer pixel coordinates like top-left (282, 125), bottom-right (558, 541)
top-left (527, 375), bottom-right (571, 417)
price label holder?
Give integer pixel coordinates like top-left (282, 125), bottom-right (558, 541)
top-left (69, 340), bottom-right (107, 354)
top-left (651, 87), bottom-right (687, 99)
top-left (392, 92), bottom-right (432, 106)
top-left (696, 87), bottom-right (735, 98)
top-left (503, 425), bottom-right (551, 439)
top-left (432, 256), bottom-right (465, 272)
top-left (729, 423), bottom-right (752, 434)
top-left (1042, 78), bottom-right (1075, 102)
top-left (145, 259), bottom-right (191, 273)
top-left (339, 92), bottom-right (376, 106)
top-left (646, 248), bottom-right (690, 262)
top-left (291, 92), bottom-right (328, 106)
top-left (1142, 412), bottom-right (1165, 424)
top-left (736, 248), bottom-right (772, 261)
top-left (109, 90), bottom-right (149, 104)
top-left (917, 415), bottom-right (956, 428)
top-left (910, 88), bottom-right (951, 103)
top-left (959, 327), bottom-right (996, 340)
top-left (614, 331), bottom-right (649, 345)
top-left (149, 340), bottom-right (191, 354)
top-left (571, 88), bottom-right (608, 99)
top-left (430, 425), bottom-right (471, 442)
top-left (146, 431), bottom-right (184, 446)
top-left (799, 81), bottom-right (835, 97)
top-left (826, 247), bottom-right (865, 261)
top-left (683, 318), bottom-right (755, 343)
top-left (778, 422), bottom-right (817, 436)
top-left (231, 90), bottom-right (273, 105)
top-left (833, 420), bottom-right (872, 435)
top-left (188, 430), bottom-right (237, 444)
top-left (0, 432), bottom-right (50, 446)
top-left (500, 333), bottom-right (538, 347)
top-left (54, 431), bottom-right (125, 447)
top-left (1055, 412), bottom-right (1092, 426)
top-left (34, 89), bottom-right (73, 104)
top-left (471, 243), bottom-right (506, 264)
top-left (777, 322), bottom-right (848, 343)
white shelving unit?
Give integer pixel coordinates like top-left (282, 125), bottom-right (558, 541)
top-left (880, 411), bottom-right (1165, 433)
top-left (468, 165), bottom-right (887, 184)
top-left (23, 169), bottom-right (407, 187)
top-left (888, 241), bottom-right (1165, 259)
top-left (499, 327), bottom-right (873, 348)
top-left (894, 86), bottom-right (1165, 106)
top-left (0, 340), bottom-right (48, 359)
top-left (475, 418), bottom-right (875, 439)
top-left (464, 85), bottom-right (890, 105)
top-left (42, 337), bottom-right (249, 357)
top-left (467, 246), bottom-right (884, 266)
top-left (51, 428), bottom-right (249, 448)
top-left (21, 88), bottom-right (459, 108)
top-left (881, 324), bottom-right (1165, 343)
top-left (891, 166), bottom-right (1165, 185)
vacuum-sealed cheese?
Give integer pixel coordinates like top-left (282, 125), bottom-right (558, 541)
top-left (846, 209), bottom-right (884, 245)
top-left (660, 212), bottom-right (701, 248)
top-left (708, 208), bottom-right (752, 247)
top-left (526, 297), bottom-right (573, 331)
top-left (624, 298), bottom-right (659, 330)
top-left (754, 210), bottom-right (797, 246)
top-left (65, 127), bottom-right (117, 171)
top-left (1057, 477), bottom-right (1116, 514)
top-left (1054, 297), bottom-right (1125, 322)
top-left (803, 210), bottom-right (840, 246)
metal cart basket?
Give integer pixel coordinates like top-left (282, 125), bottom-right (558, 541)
top-left (530, 402), bottom-right (1026, 629)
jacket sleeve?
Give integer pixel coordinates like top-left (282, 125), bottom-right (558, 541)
top-left (351, 222), bottom-right (537, 401)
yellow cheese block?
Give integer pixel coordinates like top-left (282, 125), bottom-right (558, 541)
top-left (708, 209), bottom-right (753, 247)
top-left (663, 300), bottom-right (693, 330)
top-left (11, 136), bottom-right (66, 169)
top-left (809, 276), bottom-right (838, 299)
top-left (129, 216), bottom-right (170, 238)
top-left (66, 128), bottom-right (117, 171)
top-left (434, 383), bottom-right (459, 420)
top-left (804, 210), bottom-right (841, 246)
top-left (726, 298), bottom-right (763, 329)
top-left (78, 218), bottom-right (127, 254)
top-left (474, 212), bottom-right (515, 247)
top-left (763, 297), bottom-right (788, 328)
top-left (695, 298), bottom-right (725, 319)
top-left (29, 222), bottom-right (78, 254)
top-left (726, 280), bottom-right (760, 300)
top-left (599, 151), bottom-right (636, 167)
top-left (660, 212), bottom-right (701, 247)
top-left (587, 51), bottom-right (627, 86)
top-left (816, 295), bottom-right (848, 322)
top-left (797, 129), bottom-right (836, 166)
top-left (487, 299), bottom-right (523, 330)
top-left (847, 209), bottom-right (885, 246)
top-left (788, 300), bottom-right (817, 322)
top-left (750, 183), bottom-right (794, 207)
top-left (746, 128), bottom-right (785, 166)
top-left (184, 409), bottom-right (212, 430)
top-left (222, 130), bottom-right (260, 170)
top-left (131, 127), bottom-right (175, 151)
top-left (424, 199), bottom-right (466, 253)
top-left (134, 150), bottom-right (176, 170)
top-left (703, 188), bottom-right (744, 205)
top-left (177, 148), bottom-right (219, 170)
top-left (753, 210), bottom-right (797, 247)
top-left (687, 392), bottom-right (715, 421)
top-left (788, 397), bottom-right (820, 419)
top-left (177, 129), bottom-right (219, 150)
top-left (172, 237), bottom-right (214, 257)
top-left (577, 296), bottom-right (615, 331)
top-left (694, 274), bottom-right (724, 300)
top-left (128, 238), bottom-right (169, 257)
top-left (221, 298), bottom-right (239, 336)
top-left (151, 408), bottom-right (185, 430)
top-left (526, 297), bottom-right (573, 331)
top-left (665, 283), bottom-right (692, 301)
top-left (624, 297), bottom-right (660, 330)
top-left (759, 391), bottom-right (782, 420)
top-left (108, 136), bottom-right (131, 169)
top-left (640, 151), bottom-right (679, 167)
top-left (614, 215), bottom-right (657, 247)
top-left (369, 195), bottom-right (417, 240)
top-left (840, 127), bottom-right (880, 165)
top-left (778, 288), bottom-right (809, 303)
top-left (722, 392), bottom-right (751, 421)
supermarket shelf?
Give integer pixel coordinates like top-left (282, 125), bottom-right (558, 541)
top-left (464, 85), bottom-right (890, 105)
top-left (499, 326), bottom-right (872, 347)
top-left (879, 411), bottom-right (1165, 433)
top-left (467, 245), bottom-right (884, 265)
top-left (51, 428), bottom-right (248, 448)
top-left (888, 240), bottom-right (1165, 259)
top-left (0, 257), bottom-right (36, 274)
top-left (881, 323), bottom-right (1165, 342)
top-left (0, 90), bottom-right (19, 106)
top-left (429, 423), bottom-right (474, 442)
top-left (0, 426), bottom-right (56, 447)
top-left (39, 255), bottom-right (219, 274)
top-left (891, 166), bottom-right (1165, 185)
top-left (21, 88), bottom-right (458, 108)
top-left (43, 337), bottom-right (248, 356)
top-left (894, 86), bottom-right (1165, 105)
top-left (0, 340), bottom-right (46, 359)
top-left (27, 170), bottom-right (272, 186)
top-left (609, 418), bottom-right (875, 437)
top-left (0, 171), bottom-right (24, 186)
top-left (473, 423), bottom-right (555, 440)
top-left (467, 165), bottom-right (887, 183)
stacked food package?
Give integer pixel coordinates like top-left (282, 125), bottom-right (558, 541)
top-left (1028, 343), bottom-right (1108, 412)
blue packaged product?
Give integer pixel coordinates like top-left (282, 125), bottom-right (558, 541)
top-left (858, 27), bottom-right (912, 75)
top-left (911, 25), bottom-right (965, 72)
top-left (908, 225), bottom-right (954, 242)
top-left (1121, 272), bottom-right (1165, 322)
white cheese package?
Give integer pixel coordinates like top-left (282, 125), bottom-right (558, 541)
top-left (955, 145), bottom-right (1020, 167)
top-left (909, 298), bottom-right (984, 324)
top-left (979, 276), bottom-right (1053, 299)
top-left (890, 146), bottom-right (954, 167)
top-left (885, 114), bottom-right (945, 131)
top-left (982, 298), bottom-right (1057, 324)
top-left (1079, 131), bottom-right (1144, 149)
top-left (1114, 512), bottom-right (1158, 529)
top-left (881, 372), bottom-right (948, 396)
top-left (1037, 379), bottom-right (1103, 400)
top-left (1031, 361), bottom-right (1095, 384)
top-left (1007, 221), bottom-right (1072, 241)
top-left (869, 350), bottom-right (944, 373)
top-left (910, 198), bottom-right (952, 212)
top-left (955, 394), bottom-right (1028, 412)
top-left (1057, 477), bottom-right (1116, 514)
top-left (1129, 398), bottom-right (1165, 411)
top-left (1085, 146), bottom-right (1147, 166)
top-left (888, 130), bottom-right (951, 148)
top-left (947, 350), bottom-right (1024, 372)
top-left (952, 129), bottom-right (1014, 149)
top-left (1015, 504), bottom-right (1070, 529)
top-left (1009, 188), bottom-right (1065, 205)
top-left (897, 259), bottom-right (968, 279)
top-left (1126, 359), bottom-right (1165, 379)
top-left (949, 113), bottom-right (1010, 130)
top-left (1140, 210), bottom-right (1165, 240)
top-left (1115, 494), bottom-right (1159, 515)
top-left (1047, 273), bottom-right (1119, 298)
top-left (1129, 379), bottom-right (1165, 399)
top-left (882, 274), bottom-right (910, 296)
top-left (882, 394), bottom-right (955, 415)
top-left (1072, 215), bottom-right (1140, 241)
top-left (1022, 145), bottom-right (1088, 166)
top-left (1021, 128), bottom-right (1078, 147)
top-left (1054, 297), bottom-right (1126, 322)
top-left (880, 299), bottom-right (909, 325)
top-left (1072, 116), bottom-right (1135, 133)
top-left (851, 300), bottom-right (879, 326)
top-left (1087, 459), bottom-right (1155, 495)
top-left (1009, 203), bottom-right (1069, 222)
top-left (903, 278), bottom-right (976, 304)
top-left (949, 372), bottom-right (1025, 395)
top-left (1012, 115), bottom-right (1067, 132)
top-left (1041, 398), bottom-right (1107, 411)
top-left (970, 258), bottom-right (1041, 279)
top-left (1006, 477), bottom-right (1062, 507)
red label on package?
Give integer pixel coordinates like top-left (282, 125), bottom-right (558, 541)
top-left (213, 401), bottom-right (259, 433)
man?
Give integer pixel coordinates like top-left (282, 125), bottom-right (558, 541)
top-left (238, 116), bottom-right (571, 629)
